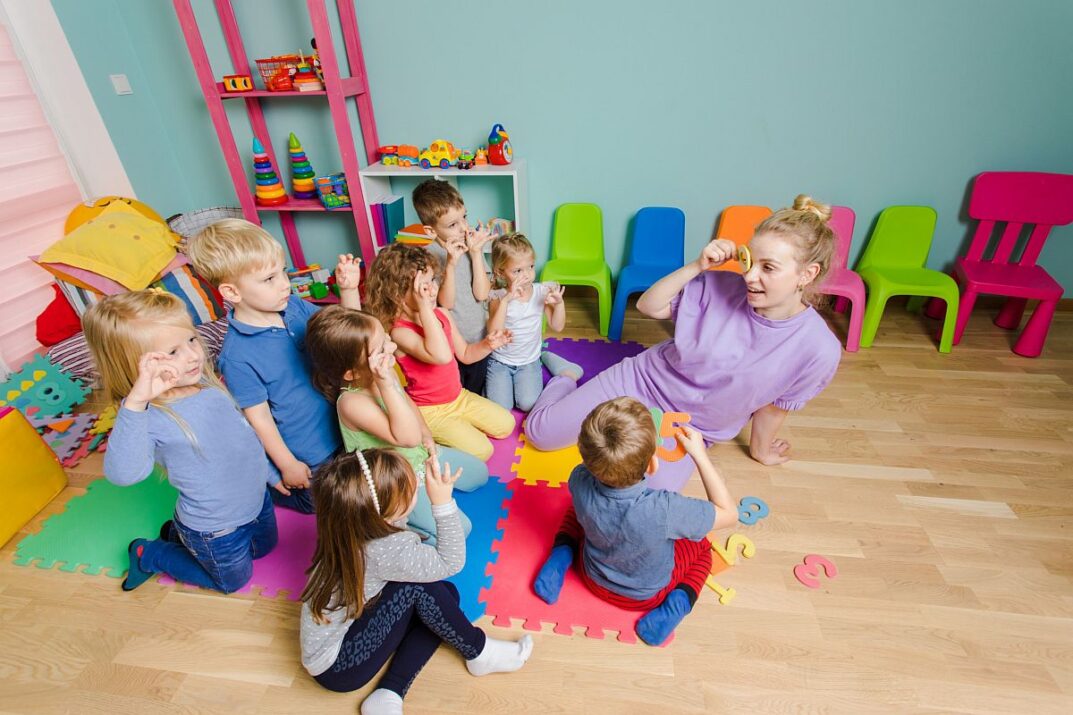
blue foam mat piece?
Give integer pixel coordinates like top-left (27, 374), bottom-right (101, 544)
top-left (448, 476), bottom-right (513, 621)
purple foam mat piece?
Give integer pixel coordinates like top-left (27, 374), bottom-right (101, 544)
top-left (542, 337), bottom-right (645, 386)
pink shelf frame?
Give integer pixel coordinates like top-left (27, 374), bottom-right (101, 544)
top-left (172, 0), bottom-right (381, 266)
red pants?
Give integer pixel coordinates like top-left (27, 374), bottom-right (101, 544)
top-left (556, 507), bottom-right (712, 611)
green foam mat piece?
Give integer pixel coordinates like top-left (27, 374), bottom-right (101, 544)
top-left (13, 470), bottom-right (177, 578)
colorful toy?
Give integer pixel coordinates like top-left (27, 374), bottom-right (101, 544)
top-left (737, 244), bottom-right (753, 272)
top-left (793, 554), bottom-right (838, 589)
top-left (287, 132), bottom-right (317, 199)
top-left (419, 139), bottom-right (460, 169)
top-left (314, 172), bottom-right (351, 210)
top-left (457, 149), bottom-right (476, 170)
top-left (654, 410), bottom-right (691, 462)
top-left (251, 138), bottom-right (288, 206)
top-left (737, 496), bottom-right (769, 525)
top-left (255, 54), bottom-right (301, 91)
top-left (487, 217), bottom-right (513, 238)
top-left (288, 264), bottom-right (331, 299)
top-left (397, 145), bottom-right (420, 167)
top-left (474, 146), bottom-right (489, 166)
top-left (0, 354), bottom-right (90, 417)
top-left (309, 37), bottom-right (324, 81)
top-left (0, 407), bottom-right (68, 548)
top-left (378, 145), bottom-right (399, 165)
top-left (222, 74), bottom-right (252, 92)
top-left (487, 123), bottom-right (513, 165)
top-left (290, 54), bottom-right (323, 92)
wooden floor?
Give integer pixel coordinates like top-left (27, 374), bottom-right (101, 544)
top-left (2, 297), bottom-right (1072, 714)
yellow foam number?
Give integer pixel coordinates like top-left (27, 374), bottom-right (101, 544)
top-left (712, 533), bottom-right (756, 566)
top-left (705, 576), bottom-right (737, 605)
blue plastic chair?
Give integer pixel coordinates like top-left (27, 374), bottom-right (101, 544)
top-left (608, 207), bottom-right (686, 341)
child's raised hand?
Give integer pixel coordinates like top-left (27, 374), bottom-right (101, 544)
top-left (413, 272), bottom-right (438, 308)
top-left (485, 329), bottom-right (513, 351)
top-left (126, 352), bottom-right (181, 408)
top-left (676, 424), bottom-right (709, 460)
top-left (696, 238), bottom-right (737, 270)
top-left (466, 222), bottom-right (493, 253)
top-left (445, 239), bottom-right (467, 264)
top-left (424, 455), bottom-right (462, 506)
top-left (369, 350), bottom-right (398, 382)
top-left (506, 280), bottom-right (527, 302)
top-left (544, 284), bottom-right (565, 306)
top-left (334, 253), bottom-right (362, 292)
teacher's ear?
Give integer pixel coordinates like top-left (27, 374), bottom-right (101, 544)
top-left (799, 261), bottom-right (821, 288)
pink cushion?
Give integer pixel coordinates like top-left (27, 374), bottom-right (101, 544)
top-left (32, 253), bottom-right (189, 295)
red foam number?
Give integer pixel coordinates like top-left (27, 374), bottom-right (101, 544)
top-left (793, 554), bottom-right (838, 589)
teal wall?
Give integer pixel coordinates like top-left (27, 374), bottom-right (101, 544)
top-left (51, 0), bottom-right (1073, 291)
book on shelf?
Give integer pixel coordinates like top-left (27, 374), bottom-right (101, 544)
top-left (370, 201), bottom-right (388, 248)
top-left (381, 195), bottom-right (404, 244)
top-left (395, 222), bottom-right (432, 245)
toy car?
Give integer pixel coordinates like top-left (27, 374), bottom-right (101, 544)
top-left (378, 145), bottom-right (399, 166)
top-left (456, 149), bottom-right (475, 170)
top-left (397, 144), bottom-right (419, 167)
top-left (418, 139), bottom-right (460, 169)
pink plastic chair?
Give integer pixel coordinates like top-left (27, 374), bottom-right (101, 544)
top-left (815, 206), bottom-right (865, 351)
top-left (928, 172), bottom-right (1073, 357)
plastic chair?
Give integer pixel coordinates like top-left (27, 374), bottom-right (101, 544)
top-left (857, 206), bottom-right (959, 353)
top-left (541, 203), bottom-right (613, 336)
top-left (925, 172), bottom-right (1073, 357)
top-left (714, 205), bottom-right (772, 273)
top-left (814, 206), bottom-right (866, 351)
top-left (608, 207), bottom-right (685, 341)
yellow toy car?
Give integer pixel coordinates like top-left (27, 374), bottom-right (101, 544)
top-left (418, 139), bottom-right (460, 169)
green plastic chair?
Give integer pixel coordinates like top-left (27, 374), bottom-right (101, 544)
top-left (540, 203), bottom-right (613, 335)
top-left (858, 206), bottom-right (959, 353)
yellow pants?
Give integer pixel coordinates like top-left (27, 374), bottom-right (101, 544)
top-left (418, 389), bottom-right (514, 461)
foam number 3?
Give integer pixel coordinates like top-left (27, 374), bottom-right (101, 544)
top-left (793, 554), bottom-right (838, 589)
top-left (704, 576), bottom-right (736, 605)
top-left (737, 496), bottom-right (769, 525)
top-left (712, 533), bottom-right (756, 567)
top-left (655, 411), bottom-right (692, 462)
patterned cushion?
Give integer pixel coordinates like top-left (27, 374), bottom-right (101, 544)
top-left (53, 265), bottom-right (224, 326)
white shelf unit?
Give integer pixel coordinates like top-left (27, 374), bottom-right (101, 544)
top-left (357, 158), bottom-right (528, 252)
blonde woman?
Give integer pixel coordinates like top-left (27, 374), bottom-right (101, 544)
top-left (83, 291), bottom-right (282, 593)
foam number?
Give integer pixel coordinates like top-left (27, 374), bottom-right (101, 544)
top-left (792, 554), bottom-right (838, 589)
top-left (737, 496), bottom-right (769, 525)
top-left (705, 576), bottom-right (736, 605)
top-left (655, 411), bottom-right (692, 462)
top-left (712, 533), bottom-right (756, 567)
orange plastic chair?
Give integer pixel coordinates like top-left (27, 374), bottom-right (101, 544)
top-left (714, 205), bottom-right (772, 272)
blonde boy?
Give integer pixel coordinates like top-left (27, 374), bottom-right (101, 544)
top-left (186, 219), bottom-right (361, 513)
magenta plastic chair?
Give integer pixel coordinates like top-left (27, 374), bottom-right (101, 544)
top-left (928, 172), bottom-right (1073, 357)
top-left (815, 206), bottom-right (865, 351)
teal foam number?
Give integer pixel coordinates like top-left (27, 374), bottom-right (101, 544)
top-left (737, 496), bottom-right (769, 525)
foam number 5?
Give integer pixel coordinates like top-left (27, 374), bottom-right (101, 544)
top-left (737, 496), bottom-right (769, 525)
top-left (793, 554), bottom-right (838, 589)
top-left (712, 533), bottom-right (756, 567)
top-left (655, 411), bottom-right (692, 462)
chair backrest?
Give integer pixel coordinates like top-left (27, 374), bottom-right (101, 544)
top-left (964, 171), bottom-right (1073, 267)
top-left (714, 205), bottom-right (772, 273)
top-left (828, 205), bottom-right (856, 271)
top-left (628, 206), bottom-right (685, 268)
top-left (857, 206), bottom-right (937, 271)
top-left (550, 203), bottom-right (604, 262)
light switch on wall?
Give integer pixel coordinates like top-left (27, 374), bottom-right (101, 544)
top-left (109, 74), bottom-right (133, 95)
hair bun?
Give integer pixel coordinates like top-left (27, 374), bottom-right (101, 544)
top-left (792, 194), bottom-right (832, 223)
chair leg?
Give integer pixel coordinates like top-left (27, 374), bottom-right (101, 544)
top-left (937, 292), bottom-right (959, 354)
top-left (598, 277), bottom-right (612, 337)
top-left (1013, 299), bottom-right (1057, 358)
top-left (608, 284), bottom-right (634, 342)
top-left (995, 297), bottom-right (1027, 330)
top-left (925, 271), bottom-right (959, 319)
top-left (952, 289), bottom-right (977, 346)
top-left (845, 292), bottom-right (864, 352)
top-left (859, 289), bottom-right (890, 348)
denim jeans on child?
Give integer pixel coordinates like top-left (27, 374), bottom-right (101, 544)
top-left (143, 489), bottom-right (278, 593)
top-left (485, 357), bottom-right (543, 412)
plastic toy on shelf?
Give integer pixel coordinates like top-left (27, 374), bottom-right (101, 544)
top-left (488, 123), bottom-right (513, 165)
top-left (378, 145), bottom-right (399, 165)
top-left (315, 172), bottom-right (351, 210)
top-left (252, 138), bottom-right (288, 207)
top-left (254, 54), bottom-right (302, 91)
top-left (288, 132), bottom-right (317, 199)
top-left (397, 145), bottom-right (419, 167)
top-left (222, 74), bottom-right (252, 92)
top-left (457, 149), bottom-right (476, 170)
top-left (474, 146), bottom-right (489, 166)
top-left (419, 139), bottom-right (460, 169)
top-left (291, 54), bottom-right (324, 92)
top-left (289, 264), bottom-right (331, 299)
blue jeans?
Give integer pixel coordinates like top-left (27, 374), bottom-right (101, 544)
top-left (407, 445), bottom-right (487, 545)
top-left (485, 357), bottom-right (543, 412)
top-left (144, 489), bottom-right (278, 593)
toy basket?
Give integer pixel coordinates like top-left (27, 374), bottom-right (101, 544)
top-left (315, 173), bottom-right (351, 210)
top-left (254, 54), bottom-right (301, 90)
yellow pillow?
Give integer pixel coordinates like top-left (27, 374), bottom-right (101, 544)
top-left (40, 207), bottom-right (179, 291)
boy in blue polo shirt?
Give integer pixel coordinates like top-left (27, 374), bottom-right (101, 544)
top-left (186, 219), bottom-right (361, 513)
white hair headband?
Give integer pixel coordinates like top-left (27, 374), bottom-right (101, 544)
top-left (355, 450), bottom-right (380, 515)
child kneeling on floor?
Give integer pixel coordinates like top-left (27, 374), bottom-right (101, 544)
top-left (302, 449), bottom-right (532, 714)
top-left (532, 397), bottom-right (737, 645)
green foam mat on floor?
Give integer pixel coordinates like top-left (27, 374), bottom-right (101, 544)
top-left (13, 470), bottom-right (177, 578)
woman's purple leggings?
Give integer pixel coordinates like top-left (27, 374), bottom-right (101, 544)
top-left (525, 375), bottom-right (619, 451)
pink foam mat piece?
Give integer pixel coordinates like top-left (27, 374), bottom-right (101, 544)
top-left (486, 408), bottom-right (524, 481)
top-left (158, 507), bottom-right (315, 599)
top-left (482, 480), bottom-right (671, 646)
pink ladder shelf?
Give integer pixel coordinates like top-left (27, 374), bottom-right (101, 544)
top-left (172, 0), bottom-right (381, 266)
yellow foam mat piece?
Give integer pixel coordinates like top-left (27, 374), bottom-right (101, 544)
top-left (510, 433), bottom-right (582, 488)
top-left (1, 408), bottom-right (68, 548)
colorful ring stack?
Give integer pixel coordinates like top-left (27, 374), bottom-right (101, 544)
top-left (288, 132), bottom-right (317, 199)
top-left (252, 137), bottom-right (288, 206)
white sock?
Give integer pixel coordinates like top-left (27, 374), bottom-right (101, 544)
top-left (466, 634), bottom-right (534, 676)
top-left (360, 688), bottom-right (403, 715)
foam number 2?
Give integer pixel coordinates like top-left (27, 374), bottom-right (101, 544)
top-left (793, 554), bottom-right (838, 589)
top-left (712, 533), bottom-right (756, 567)
top-left (655, 411), bottom-right (692, 462)
top-left (737, 496), bottom-right (769, 525)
